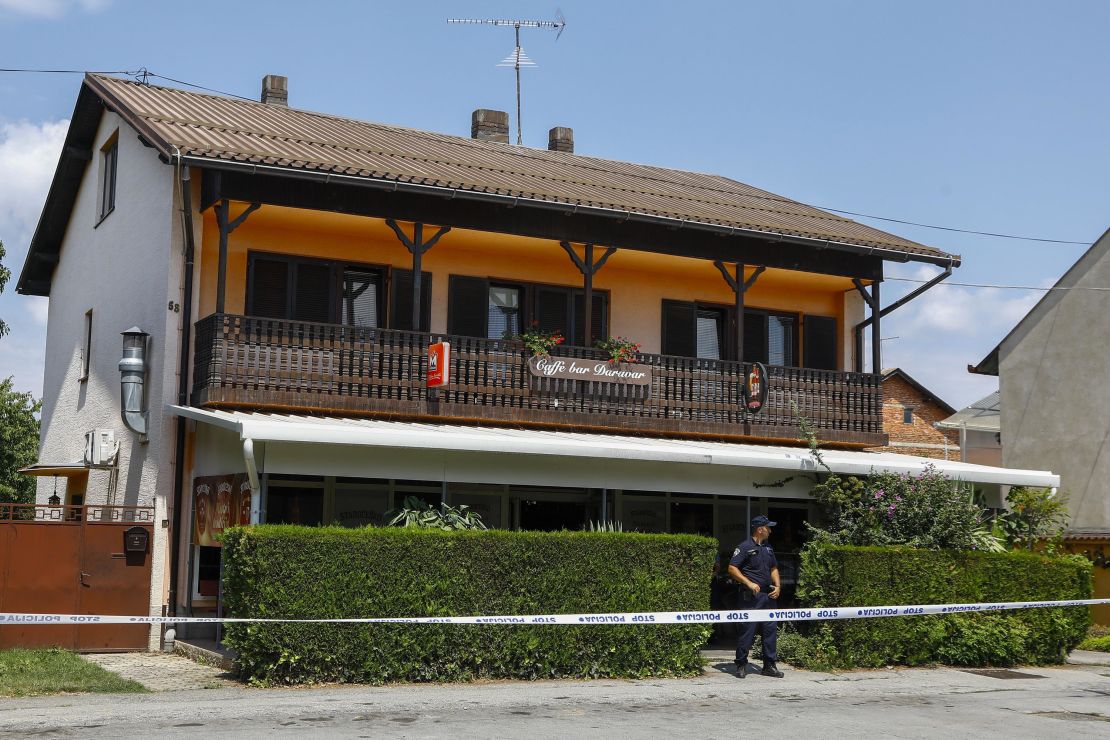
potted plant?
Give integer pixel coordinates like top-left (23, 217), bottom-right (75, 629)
top-left (519, 321), bottom-right (565, 357)
top-left (595, 336), bottom-right (641, 364)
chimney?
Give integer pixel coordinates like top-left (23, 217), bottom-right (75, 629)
top-left (261, 75), bottom-right (288, 106)
top-left (548, 126), bottom-right (574, 153)
top-left (471, 109), bottom-right (509, 144)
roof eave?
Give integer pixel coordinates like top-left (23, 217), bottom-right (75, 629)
top-left (183, 154), bottom-right (962, 269)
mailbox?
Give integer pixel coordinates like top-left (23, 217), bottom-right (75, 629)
top-left (124, 526), bottom-right (149, 554)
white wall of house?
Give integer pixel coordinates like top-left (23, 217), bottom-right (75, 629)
top-left (999, 228), bottom-right (1110, 533)
top-left (34, 110), bottom-right (180, 646)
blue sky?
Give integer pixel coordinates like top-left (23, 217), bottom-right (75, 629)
top-left (1, 0), bottom-right (1108, 409)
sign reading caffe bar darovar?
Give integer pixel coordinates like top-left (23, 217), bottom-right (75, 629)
top-left (527, 356), bottom-right (652, 385)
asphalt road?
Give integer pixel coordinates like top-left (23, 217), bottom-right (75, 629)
top-left (2, 659), bottom-right (1108, 738)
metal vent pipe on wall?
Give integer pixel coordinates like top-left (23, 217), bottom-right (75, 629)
top-left (119, 327), bottom-right (149, 436)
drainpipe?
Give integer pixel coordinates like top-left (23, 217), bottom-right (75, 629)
top-left (243, 438), bottom-right (261, 523)
top-left (853, 261), bottom-right (953, 372)
top-left (169, 155), bottom-right (196, 617)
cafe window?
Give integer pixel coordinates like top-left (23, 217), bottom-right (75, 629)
top-left (246, 252), bottom-right (427, 330)
top-left (264, 475), bottom-right (324, 526)
top-left (448, 275), bottom-right (607, 346)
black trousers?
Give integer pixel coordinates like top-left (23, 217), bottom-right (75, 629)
top-left (735, 590), bottom-right (777, 664)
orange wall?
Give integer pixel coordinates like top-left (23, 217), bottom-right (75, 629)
top-left (199, 203), bottom-right (857, 362)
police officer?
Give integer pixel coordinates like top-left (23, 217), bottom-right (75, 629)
top-left (727, 514), bottom-right (784, 678)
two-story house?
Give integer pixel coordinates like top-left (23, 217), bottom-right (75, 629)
top-left (16, 73), bottom-right (1060, 644)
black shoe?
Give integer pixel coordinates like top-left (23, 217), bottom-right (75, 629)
top-left (761, 662), bottom-right (784, 678)
top-left (734, 661), bottom-right (749, 678)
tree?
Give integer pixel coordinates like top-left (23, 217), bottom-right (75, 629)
top-left (0, 377), bottom-right (41, 504)
top-left (0, 240), bottom-right (10, 338)
top-left (997, 486), bottom-right (1069, 553)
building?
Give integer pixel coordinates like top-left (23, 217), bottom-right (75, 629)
top-left (15, 74), bottom-right (1060, 646)
top-left (872, 368), bottom-right (959, 460)
top-left (935, 391), bottom-right (1001, 466)
top-left (973, 227), bottom-right (1110, 622)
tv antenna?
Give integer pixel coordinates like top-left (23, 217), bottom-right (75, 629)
top-left (448, 13), bottom-right (566, 145)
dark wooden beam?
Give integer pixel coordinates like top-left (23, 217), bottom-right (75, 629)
top-left (215, 200), bottom-right (260, 314)
top-left (561, 242), bottom-right (617, 346)
top-left (386, 219), bottom-right (450, 330)
top-left (714, 261), bottom-right (764, 361)
top-left (211, 170), bottom-right (883, 280)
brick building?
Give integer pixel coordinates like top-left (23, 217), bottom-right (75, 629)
top-left (871, 368), bottom-right (959, 460)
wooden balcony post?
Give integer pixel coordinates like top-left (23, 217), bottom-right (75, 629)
top-left (871, 279), bottom-right (882, 374)
top-left (386, 219), bottom-right (451, 330)
top-left (214, 200), bottom-right (260, 315)
top-left (560, 241), bottom-right (616, 346)
top-left (714, 261), bottom-right (765, 361)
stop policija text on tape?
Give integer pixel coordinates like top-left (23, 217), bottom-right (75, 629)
top-left (1, 599), bottom-right (1106, 626)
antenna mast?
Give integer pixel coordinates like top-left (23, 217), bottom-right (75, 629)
top-left (448, 15), bottom-right (566, 145)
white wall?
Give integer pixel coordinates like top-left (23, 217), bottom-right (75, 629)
top-left (34, 110), bottom-right (179, 646)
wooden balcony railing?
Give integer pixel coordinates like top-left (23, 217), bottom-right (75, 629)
top-left (192, 314), bottom-right (886, 446)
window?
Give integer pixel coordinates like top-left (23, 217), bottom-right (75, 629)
top-left (695, 309), bottom-right (725, 360)
top-left (98, 135), bottom-right (118, 222)
top-left (447, 275), bottom-right (607, 346)
top-left (487, 285), bottom-right (522, 340)
top-left (664, 301), bottom-right (806, 367)
top-left (903, 406), bottom-right (914, 424)
top-left (80, 309), bottom-right (92, 381)
top-left (247, 253), bottom-right (425, 330)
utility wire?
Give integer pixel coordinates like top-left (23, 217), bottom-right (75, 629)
top-left (0, 68), bottom-right (1095, 247)
top-left (887, 276), bottom-right (1110, 292)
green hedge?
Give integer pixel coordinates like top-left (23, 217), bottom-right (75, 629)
top-left (785, 545), bottom-right (1092, 669)
top-left (221, 526), bottom-right (715, 685)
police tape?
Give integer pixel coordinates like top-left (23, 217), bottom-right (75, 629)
top-left (1, 599), bottom-right (1106, 626)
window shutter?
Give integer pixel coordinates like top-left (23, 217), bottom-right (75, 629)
top-left (447, 275), bottom-right (490, 337)
top-left (573, 291), bottom-right (608, 346)
top-left (293, 262), bottom-right (333, 323)
top-left (743, 310), bottom-right (767, 364)
top-left (249, 258), bottom-right (289, 319)
top-left (661, 300), bottom-right (696, 357)
top-left (803, 315), bottom-right (838, 370)
top-left (535, 287), bottom-right (570, 337)
top-left (390, 269), bottom-right (433, 331)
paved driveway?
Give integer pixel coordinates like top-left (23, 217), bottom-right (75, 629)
top-left (3, 656), bottom-right (1108, 738)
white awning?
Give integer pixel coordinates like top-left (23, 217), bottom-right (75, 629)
top-left (170, 406), bottom-right (1059, 489)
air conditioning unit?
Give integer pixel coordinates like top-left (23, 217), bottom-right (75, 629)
top-left (84, 429), bottom-right (120, 468)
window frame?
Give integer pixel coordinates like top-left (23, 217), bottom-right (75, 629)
top-left (246, 251), bottom-right (388, 325)
top-left (79, 308), bottom-right (92, 382)
top-left (96, 133), bottom-right (118, 225)
top-left (902, 406), bottom-right (915, 425)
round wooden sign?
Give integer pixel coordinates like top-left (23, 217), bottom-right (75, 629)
top-left (745, 362), bottom-right (769, 413)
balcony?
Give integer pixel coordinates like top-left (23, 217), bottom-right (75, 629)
top-left (192, 314), bottom-right (886, 447)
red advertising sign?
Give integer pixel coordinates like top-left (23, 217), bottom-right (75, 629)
top-left (427, 341), bottom-right (451, 388)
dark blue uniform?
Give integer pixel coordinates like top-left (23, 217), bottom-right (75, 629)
top-left (729, 537), bottom-right (779, 665)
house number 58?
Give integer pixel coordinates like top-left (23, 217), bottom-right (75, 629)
top-left (168, 301), bottom-right (180, 313)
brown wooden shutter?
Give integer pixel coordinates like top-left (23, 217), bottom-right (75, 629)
top-left (248, 257), bottom-right (290, 319)
top-left (447, 275), bottom-right (490, 337)
top-left (293, 262), bottom-right (334, 323)
top-left (803, 315), bottom-right (838, 370)
top-left (390, 269), bottom-right (433, 331)
top-left (535, 287), bottom-right (570, 336)
top-left (573, 291), bottom-right (608, 346)
top-left (661, 300), bottom-right (696, 357)
top-left (743, 310), bottom-right (768, 364)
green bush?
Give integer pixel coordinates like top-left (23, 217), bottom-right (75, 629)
top-left (1077, 634), bottom-right (1110, 652)
top-left (788, 545), bottom-right (1092, 670)
top-left (221, 526), bottom-right (715, 685)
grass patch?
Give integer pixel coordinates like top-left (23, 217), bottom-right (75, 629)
top-left (0, 649), bottom-right (148, 697)
top-left (1077, 635), bottom-right (1110, 652)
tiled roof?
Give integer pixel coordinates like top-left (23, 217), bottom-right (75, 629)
top-left (88, 73), bottom-right (956, 262)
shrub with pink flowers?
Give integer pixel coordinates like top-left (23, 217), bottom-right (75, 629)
top-left (807, 464), bottom-right (999, 551)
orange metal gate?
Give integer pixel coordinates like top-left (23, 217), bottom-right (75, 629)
top-left (0, 504), bottom-right (154, 651)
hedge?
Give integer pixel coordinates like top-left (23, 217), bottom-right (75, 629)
top-left (784, 545), bottom-right (1092, 669)
top-left (220, 525), bottom-right (715, 685)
